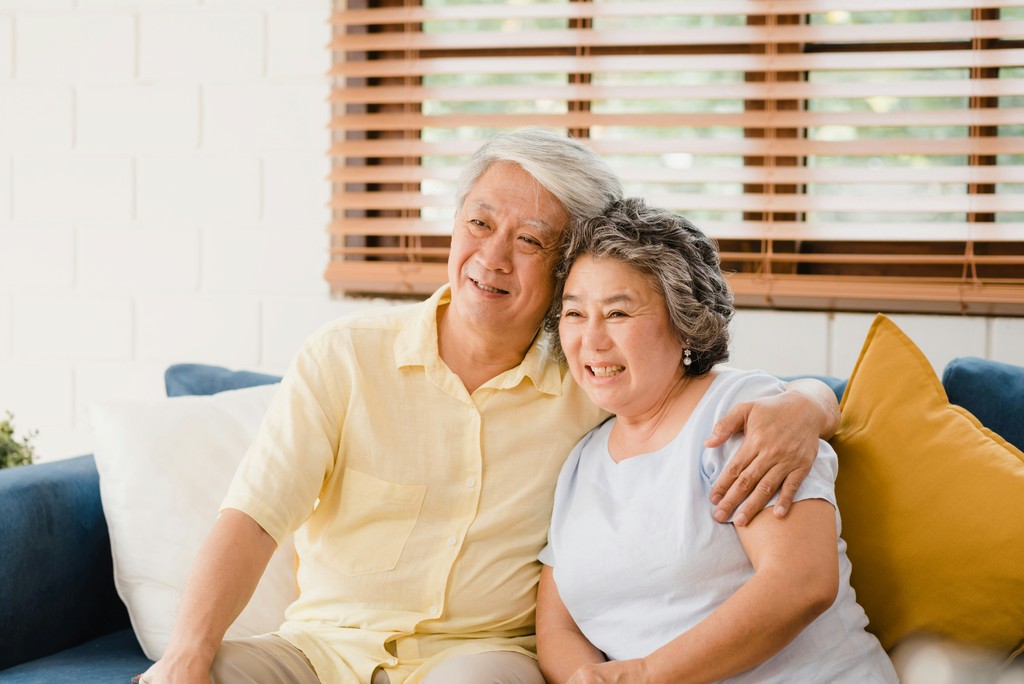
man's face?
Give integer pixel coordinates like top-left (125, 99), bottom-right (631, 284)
top-left (447, 162), bottom-right (570, 340)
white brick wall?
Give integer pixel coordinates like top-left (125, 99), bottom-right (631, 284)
top-left (0, 226), bottom-right (75, 290)
top-left (0, 0), bottom-right (1021, 462)
top-left (14, 156), bottom-right (134, 221)
top-left (139, 12), bottom-right (264, 82)
top-left (137, 155), bottom-right (261, 224)
top-left (0, 158), bottom-right (12, 219)
top-left (16, 12), bottom-right (135, 82)
top-left (0, 85), bottom-right (74, 151)
top-left (0, 294), bottom-right (11, 357)
top-left (77, 85), bottom-right (200, 152)
top-left (78, 227), bottom-right (201, 291)
top-left (0, 15), bottom-right (12, 78)
top-left (0, 0), bottom-right (347, 460)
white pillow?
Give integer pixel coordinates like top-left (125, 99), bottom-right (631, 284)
top-left (91, 383), bottom-right (298, 660)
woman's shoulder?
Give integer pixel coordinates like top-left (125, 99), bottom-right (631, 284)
top-left (705, 367), bottom-right (786, 406)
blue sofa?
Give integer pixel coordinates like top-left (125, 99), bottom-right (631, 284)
top-left (0, 359), bottom-right (1020, 681)
top-left (0, 365), bottom-right (279, 683)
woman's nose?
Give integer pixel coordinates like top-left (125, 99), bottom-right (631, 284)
top-left (583, 320), bottom-right (610, 350)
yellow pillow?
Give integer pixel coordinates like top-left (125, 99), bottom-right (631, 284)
top-left (831, 314), bottom-right (1024, 655)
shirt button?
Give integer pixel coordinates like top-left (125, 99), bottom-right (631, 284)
top-left (465, 477), bottom-right (476, 488)
top-left (429, 605), bottom-right (440, 616)
top-left (447, 535), bottom-right (457, 546)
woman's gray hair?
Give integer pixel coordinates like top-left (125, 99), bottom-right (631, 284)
top-left (544, 197), bottom-right (734, 376)
top-left (456, 128), bottom-right (624, 224)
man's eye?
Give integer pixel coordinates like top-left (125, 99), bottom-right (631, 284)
top-left (609, 310), bottom-right (627, 318)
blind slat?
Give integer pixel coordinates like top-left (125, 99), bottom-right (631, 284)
top-left (331, 107), bottom-right (1024, 131)
top-left (330, 49), bottom-right (1024, 78)
top-left (331, 137), bottom-right (1024, 158)
top-left (332, 19), bottom-right (1024, 52)
top-left (331, 192), bottom-right (1024, 214)
top-left (329, 219), bottom-right (1024, 243)
top-left (333, 0), bottom-right (1020, 26)
top-left (331, 165), bottom-right (1024, 185)
top-left (324, 260), bottom-right (448, 296)
top-left (330, 78), bottom-right (1024, 105)
top-left (727, 276), bottom-right (1024, 315)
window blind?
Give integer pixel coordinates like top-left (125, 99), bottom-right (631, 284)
top-left (328, 0), bottom-right (1024, 314)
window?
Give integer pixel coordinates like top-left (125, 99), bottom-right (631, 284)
top-left (328, 0), bottom-right (1024, 314)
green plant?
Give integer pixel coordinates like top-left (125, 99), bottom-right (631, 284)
top-left (0, 411), bottom-right (37, 469)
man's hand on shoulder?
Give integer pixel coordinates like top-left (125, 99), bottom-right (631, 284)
top-left (705, 379), bottom-right (837, 526)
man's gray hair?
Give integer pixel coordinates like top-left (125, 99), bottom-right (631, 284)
top-left (544, 197), bottom-right (734, 376)
top-left (456, 128), bottom-right (624, 224)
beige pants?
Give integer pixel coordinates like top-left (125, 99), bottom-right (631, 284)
top-left (206, 634), bottom-right (545, 684)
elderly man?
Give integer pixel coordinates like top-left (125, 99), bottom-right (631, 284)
top-left (142, 129), bottom-right (838, 684)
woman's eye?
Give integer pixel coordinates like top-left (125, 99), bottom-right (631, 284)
top-left (562, 310), bottom-right (582, 318)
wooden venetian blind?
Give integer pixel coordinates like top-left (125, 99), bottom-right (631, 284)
top-left (328, 0), bottom-right (1024, 315)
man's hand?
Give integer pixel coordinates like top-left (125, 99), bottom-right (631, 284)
top-left (566, 659), bottom-right (651, 684)
top-left (132, 655), bottom-right (211, 684)
top-left (706, 380), bottom-right (838, 526)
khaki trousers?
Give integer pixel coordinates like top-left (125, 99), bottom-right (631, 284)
top-left (207, 634), bottom-right (545, 684)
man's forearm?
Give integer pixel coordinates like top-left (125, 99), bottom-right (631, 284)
top-left (156, 509), bottom-right (278, 676)
top-left (783, 378), bottom-right (841, 439)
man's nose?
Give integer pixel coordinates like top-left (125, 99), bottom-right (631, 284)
top-left (477, 233), bottom-right (514, 272)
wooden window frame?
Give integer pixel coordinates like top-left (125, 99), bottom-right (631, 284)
top-left (328, 0), bottom-right (1024, 315)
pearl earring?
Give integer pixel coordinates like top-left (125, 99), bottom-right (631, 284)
top-left (683, 347), bottom-right (692, 367)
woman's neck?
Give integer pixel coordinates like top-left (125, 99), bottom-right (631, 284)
top-left (609, 372), bottom-right (716, 462)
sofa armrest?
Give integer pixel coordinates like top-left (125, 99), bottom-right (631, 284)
top-left (0, 455), bottom-right (130, 670)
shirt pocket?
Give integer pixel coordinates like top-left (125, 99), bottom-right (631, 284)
top-left (328, 467), bottom-right (427, 576)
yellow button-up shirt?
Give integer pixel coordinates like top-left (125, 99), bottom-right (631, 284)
top-left (222, 286), bottom-right (606, 684)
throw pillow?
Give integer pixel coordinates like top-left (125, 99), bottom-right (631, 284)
top-left (831, 314), bottom-right (1024, 655)
top-left (164, 363), bottom-right (281, 397)
top-left (91, 384), bottom-right (297, 660)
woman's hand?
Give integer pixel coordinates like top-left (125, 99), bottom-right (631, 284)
top-left (566, 659), bottom-right (652, 684)
top-left (705, 379), bottom-right (839, 526)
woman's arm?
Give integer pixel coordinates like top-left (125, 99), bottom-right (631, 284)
top-left (706, 378), bottom-right (841, 526)
top-left (642, 498), bottom-right (839, 683)
top-left (545, 499), bottom-right (840, 684)
top-left (537, 565), bottom-right (609, 684)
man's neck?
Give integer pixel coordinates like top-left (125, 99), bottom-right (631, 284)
top-left (437, 305), bottom-right (536, 394)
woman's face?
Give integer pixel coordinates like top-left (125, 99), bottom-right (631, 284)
top-left (558, 254), bottom-right (686, 418)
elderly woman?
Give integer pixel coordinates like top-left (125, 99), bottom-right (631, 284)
top-left (536, 198), bottom-right (897, 684)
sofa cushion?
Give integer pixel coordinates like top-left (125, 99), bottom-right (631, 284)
top-left (0, 629), bottom-right (151, 683)
top-left (830, 314), bottom-right (1024, 655)
top-left (164, 363), bottom-right (281, 397)
top-left (90, 384), bottom-right (298, 660)
top-left (942, 356), bottom-right (1024, 453)
top-left (0, 455), bottom-right (130, 671)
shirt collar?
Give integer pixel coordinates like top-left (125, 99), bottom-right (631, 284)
top-left (394, 284), bottom-right (565, 397)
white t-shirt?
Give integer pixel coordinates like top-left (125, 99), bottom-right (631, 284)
top-left (540, 369), bottom-right (897, 683)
